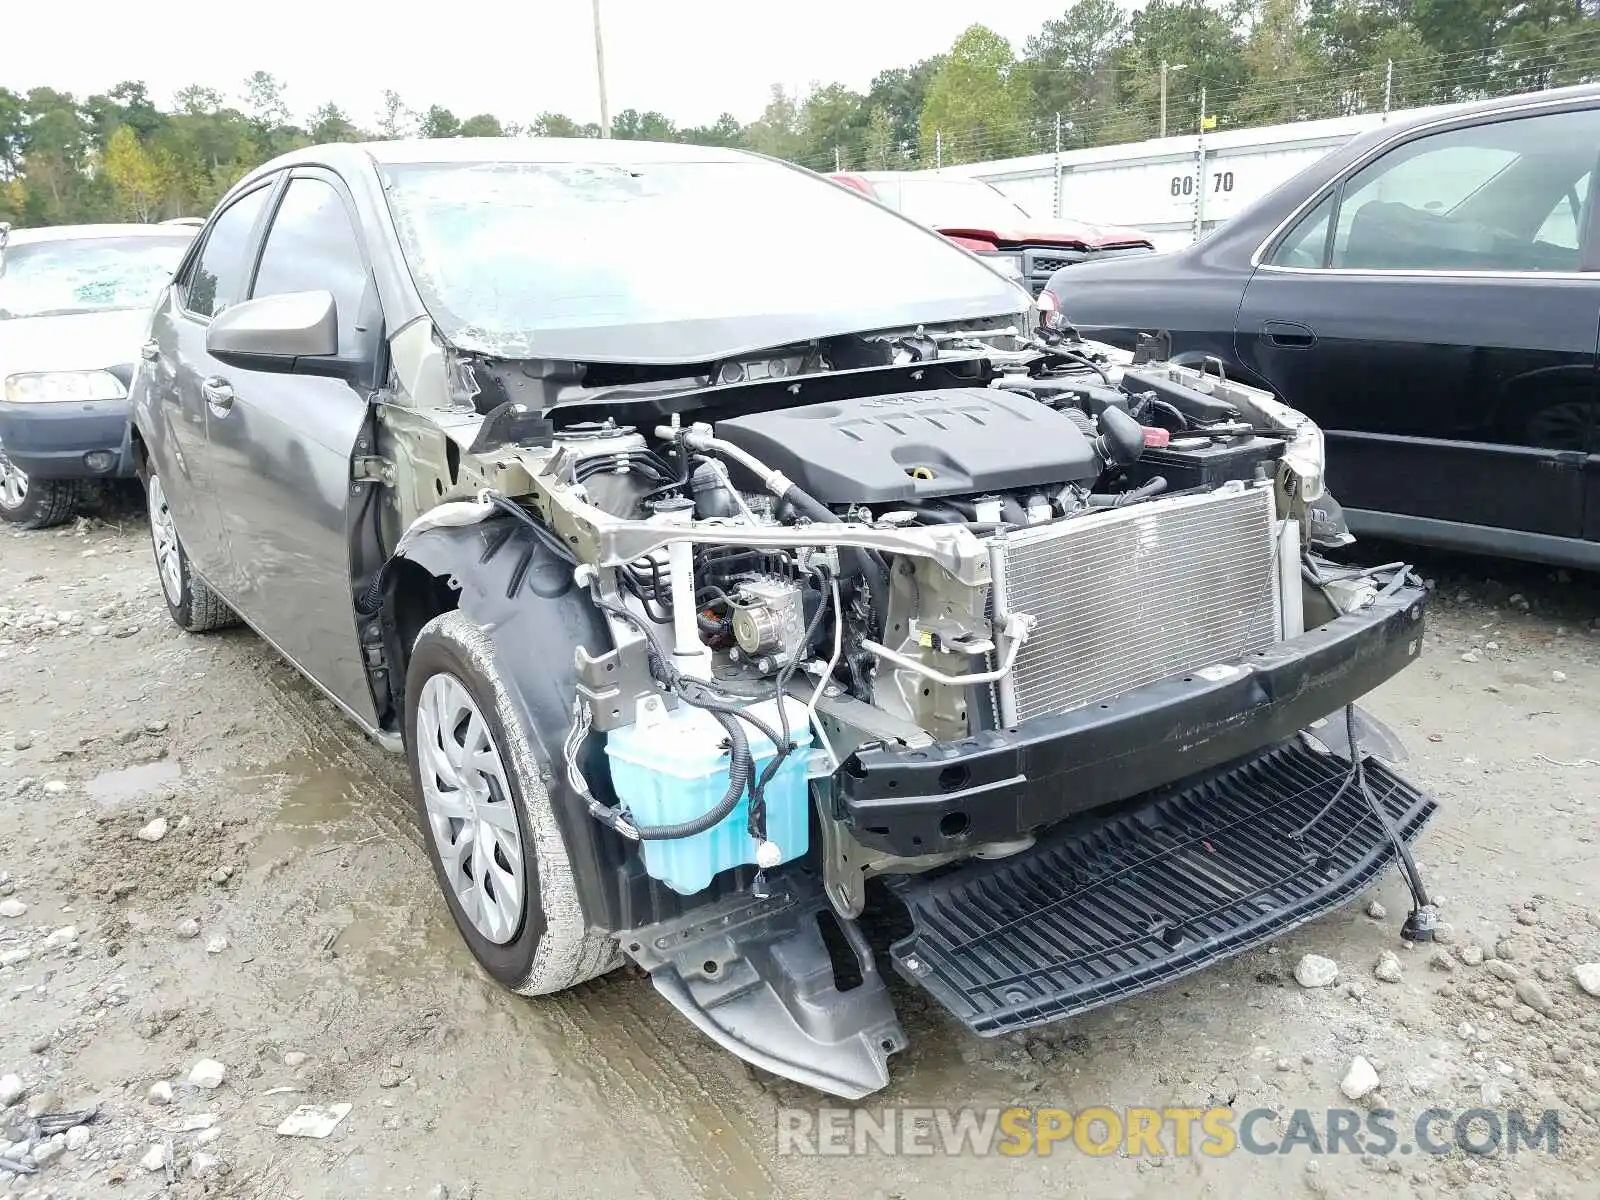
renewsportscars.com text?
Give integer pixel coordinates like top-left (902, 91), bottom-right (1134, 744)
top-left (776, 1105), bottom-right (1563, 1158)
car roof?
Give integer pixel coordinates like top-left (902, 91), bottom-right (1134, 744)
top-left (2, 223), bottom-right (195, 246)
top-left (243, 136), bottom-right (755, 183)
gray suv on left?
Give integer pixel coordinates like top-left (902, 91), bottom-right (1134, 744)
top-left (0, 222), bottom-right (194, 528)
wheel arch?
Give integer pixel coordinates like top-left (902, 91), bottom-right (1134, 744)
top-left (383, 516), bottom-right (631, 930)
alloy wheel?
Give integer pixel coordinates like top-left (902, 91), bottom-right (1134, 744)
top-left (0, 451), bottom-right (27, 511)
top-left (416, 673), bottom-right (526, 945)
top-left (147, 475), bottom-right (184, 606)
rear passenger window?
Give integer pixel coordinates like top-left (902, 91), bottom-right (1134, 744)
top-left (184, 186), bottom-right (271, 318)
top-left (251, 178), bottom-right (370, 357)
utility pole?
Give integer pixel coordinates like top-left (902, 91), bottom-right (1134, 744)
top-left (1193, 86), bottom-right (1207, 243)
top-left (935, 129), bottom-right (942, 169)
top-left (1053, 112), bottom-right (1063, 219)
top-left (592, 0), bottom-right (611, 138)
top-left (1159, 61), bottom-right (1187, 139)
top-left (834, 145), bottom-right (841, 172)
top-left (1383, 58), bottom-right (1394, 121)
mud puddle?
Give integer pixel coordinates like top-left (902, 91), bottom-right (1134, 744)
top-left (84, 758), bottom-right (182, 805)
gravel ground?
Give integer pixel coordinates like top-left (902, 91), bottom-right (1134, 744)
top-left (0, 495), bottom-right (1597, 1200)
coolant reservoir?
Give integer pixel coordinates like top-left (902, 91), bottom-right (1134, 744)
top-left (604, 696), bottom-right (814, 895)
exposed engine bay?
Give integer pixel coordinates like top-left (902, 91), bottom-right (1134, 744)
top-left (391, 327), bottom-right (1367, 895)
top-left (377, 319), bottom-right (1432, 1100)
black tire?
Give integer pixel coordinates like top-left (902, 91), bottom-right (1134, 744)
top-left (145, 471), bottom-right (238, 633)
top-left (405, 610), bottom-right (619, 995)
top-left (0, 454), bottom-right (82, 530)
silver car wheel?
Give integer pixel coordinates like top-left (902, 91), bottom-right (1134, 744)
top-left (147, 475), bottom-right (184, 606)
top-left (416, 672), bottom-right (525, 946)
top-left (0, 451), bottom-right (27, 511)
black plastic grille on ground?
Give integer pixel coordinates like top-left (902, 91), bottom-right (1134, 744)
top-left (887, 741), bottom-right (1437, 1035)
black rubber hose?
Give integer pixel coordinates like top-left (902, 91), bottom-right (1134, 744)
top-left (780, 483), bottom-right (890, 633)
top-left (587, 593), bottom-right (789, 841)
top-left (1087, 475), bottom-right (1169, 508)
top-left (627, 706), bottom-right (754, 842)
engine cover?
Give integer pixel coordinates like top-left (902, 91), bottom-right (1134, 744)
top-left (713, 388), bottom-right (1099, 505)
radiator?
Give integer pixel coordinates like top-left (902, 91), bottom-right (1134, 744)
top-left (991, 482), bottom-right (1282, 725)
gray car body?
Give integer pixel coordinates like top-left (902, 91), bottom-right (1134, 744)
top-left (128, 137), bottom-right (1029, 748)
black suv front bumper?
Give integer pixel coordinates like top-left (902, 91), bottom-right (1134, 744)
top-left (838, 585), bottom-right (1427, 856)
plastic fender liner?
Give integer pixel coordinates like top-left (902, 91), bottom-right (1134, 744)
top-left (389, 517), bottom-right (624, 929)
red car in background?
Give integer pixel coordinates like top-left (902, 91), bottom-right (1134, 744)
top-left (829, 171), bottom-right (1155, 295)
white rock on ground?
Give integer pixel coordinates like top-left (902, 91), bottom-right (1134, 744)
top-left (205, 936), bottom-right (228, 955)
top-left (190, 1151), bottom-right (220, 1178)
top-left (0, 1075), bottom-right (24, 1107)
top-left (65, 1125), bottom-right (90, 1151)
top-left (175, 918), bottom-right (200, 939)
top-left (1373, 950), bottom-right (1404, 984)
top-left (146, 1081), bottom-right (174, 1105)
top-left (283, 1051), bottom-right (308, 1068)
top-left (1295, 954), bottom-right (1340, 988)
top-left (0, 900), bottom-right (27, 919)
top-left (140, 1143), bottom-right (170, 1172)
top-left (187, 1059), bottom-right (226, 1090)
top-left (43, 926), bottom-right (76, 950)
top-left (135, 817), bottom-right (168, 843)
top-left (1572, 963), bottom-right (1600, 998)
top-left (1365, 900), bottom-right (1387, 920)
top-left (1340, 1056), bottom-right (1381, 1100)
top-left (31, 1135), bottom-right (65, 1166)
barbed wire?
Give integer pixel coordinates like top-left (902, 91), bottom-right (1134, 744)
top-left (788, 39), bottom-right (1600, 175)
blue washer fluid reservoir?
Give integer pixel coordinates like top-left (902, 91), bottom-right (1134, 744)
top-left (604, 695), bottom-right (815, 895)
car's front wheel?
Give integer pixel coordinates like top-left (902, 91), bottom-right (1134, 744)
top-left (405, 610), bottom-right (619, 995)
top-left (146, 472), bottom-right (237, 633)
top-left (0, 453), bottom-right (81, 530)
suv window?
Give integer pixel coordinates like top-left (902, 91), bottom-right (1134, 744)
top-left (185, 185), bottom-right (272, 318)
top-left (251, 178), bottom-right (370, 357)
top-left (1271, 107), bottom-right (1599, 272)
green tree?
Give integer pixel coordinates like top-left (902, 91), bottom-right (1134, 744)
top-left (377, 91), bottom-right (414, 139)
top-left (680, 113), bottom-right (744, 147)
top-left (1111, 0), bottom-right (1249, 138)
top-left (743, 86), bottom-right (804, 159)
top-left (419, 105), bottom-right (462, 138)
top-left (104, 125), bottom-right (164, 220)
top-left (1234, 0), bottom-right (1332, 124)
top-left (865, 58), bottom-right (944, 152)
top-left (1020, 0), bottom-right (1130, 129)
top-left (458, 113), bottom-right (505, 137)
top-left (797, 83), bottom-right (868, 169)
top-left (611, 109), bottom-right (678, 140)
top-left (860, 104), bottom-right (897, 168)
top-left (309, 103), bottom-right (363, 143)
top-left (530, 111), bottom-right (592, 137)
top-left (919, 25), bottom-right (1032, 164)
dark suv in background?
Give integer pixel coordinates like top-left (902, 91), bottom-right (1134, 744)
top-left (1044, 83), bottom-right (1600, 571)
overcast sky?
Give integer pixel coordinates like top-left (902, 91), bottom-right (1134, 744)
top-left (13, 0), bottom-right (1076, 129)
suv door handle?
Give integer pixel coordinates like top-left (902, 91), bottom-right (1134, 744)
top-left (1262, 320), bottom-right (1317, 348)
top-left (139, 341), bottom-right (160, 363)
top-left (202, 377), bottom-right (235, 415)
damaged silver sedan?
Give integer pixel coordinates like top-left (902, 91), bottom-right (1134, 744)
top-left (128, 138), bottom-right (1438, 1097)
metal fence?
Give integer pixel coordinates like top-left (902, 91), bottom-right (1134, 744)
top-left (785, 22), bottom-right (1600, 177)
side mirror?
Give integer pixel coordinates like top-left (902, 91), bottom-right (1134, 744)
top-left (205, 291), bottom-right (338, 374)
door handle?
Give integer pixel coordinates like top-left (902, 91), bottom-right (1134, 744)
top-left (1262, 320), bottom-right (1316, 348)
top-left (139, 340), bottom-right (160, 363)
top-left (202, 377), bottom-right (235, 415)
